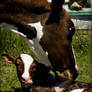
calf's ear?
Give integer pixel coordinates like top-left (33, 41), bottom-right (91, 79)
top-left (1, 54), bottom-right (16, 63)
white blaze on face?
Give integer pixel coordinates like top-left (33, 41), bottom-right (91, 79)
top-left (20, 54), bottom-right (34, 79)
top-left (72, 46), bottom-right (78, 71)
top-left (70, 88), bottom-right (85, 92)
top-left (28, 22), bottom-right (43, 41)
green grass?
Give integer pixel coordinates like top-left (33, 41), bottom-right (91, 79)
top-left (0, 28), bottom-right (34, 92)
top-left (0, 28), bottom-right (92, 91)
top-left (73, 29), bottom-right (92, 83)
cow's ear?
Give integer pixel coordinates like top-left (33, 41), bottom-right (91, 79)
top-left (1, 54), bottom-right (16, 63)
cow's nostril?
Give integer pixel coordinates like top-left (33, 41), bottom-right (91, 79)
top-left (21, 77), bottom-right (26, 81)
top-left (22, 76), bottom-right (29, 81)
top-left (21, 76), bottom-right (33, 84)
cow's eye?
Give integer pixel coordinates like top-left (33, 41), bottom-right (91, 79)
top-left (68, 26), bottom-right (75, 36)
top-left (68, 27), bottom-right (74, 31)
top-left (67, 26), bottom-right (75, 41)
top-left (69, 27), bottom-right (72, 31)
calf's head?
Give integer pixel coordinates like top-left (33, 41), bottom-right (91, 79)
top-left (2, 54), bottom-right (56, 88)
top-left (1, 54), bottom-right (36, 86)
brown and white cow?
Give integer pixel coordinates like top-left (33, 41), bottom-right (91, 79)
top-left (0, 0), bottom-right (51, 39)
top-left (1, 54), bottom-right (57, 92)
top-left (0, 0), bottom-right (78, 81)
top-left (40, 0), bottom-right (79, 80)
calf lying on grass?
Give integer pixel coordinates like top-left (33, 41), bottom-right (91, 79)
top-left (1, 54), bottom-right (57, 92)
top-left (2, 54), bottom-right (92, 92)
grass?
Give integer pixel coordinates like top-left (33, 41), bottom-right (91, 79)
top-left (0, 27), bottom-right (92, 91)
top-left (0, 27), bottom-right (33, 92)
top-left (72, 29), bottom-right (92, 83)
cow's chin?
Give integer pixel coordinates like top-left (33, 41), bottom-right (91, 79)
top-left (21, 79), bottom-right (33, 87)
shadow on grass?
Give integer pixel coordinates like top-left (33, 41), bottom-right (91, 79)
top-left (13, 88), bottom-right (23, 92)
top-left (0, 88), bottom-right (23, 92)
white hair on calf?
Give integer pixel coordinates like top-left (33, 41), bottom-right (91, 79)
top-left (70, 88), bottom-right (85, 92)
top-left (20, 54), bottom-right (34, 80)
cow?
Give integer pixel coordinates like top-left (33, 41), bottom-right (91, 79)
top-left (40, 0), bottom-right (78, 80)
top-left (0, 0), bottom-right (51, 39)
top-left (0, 0), bottom-right (78, 81)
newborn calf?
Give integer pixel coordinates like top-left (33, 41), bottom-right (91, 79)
top-left (2, 54), bottom-right (92, 92)
top-left (2, 54), bottom-right (56, 91)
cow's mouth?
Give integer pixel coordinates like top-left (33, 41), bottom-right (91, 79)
top-left (21, 79), bottom-right (33, 86)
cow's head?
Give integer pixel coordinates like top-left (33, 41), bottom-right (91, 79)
top-left (40, 0), bottom-right (78, 80)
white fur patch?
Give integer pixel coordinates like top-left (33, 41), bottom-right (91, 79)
top-left (47, 0), bottom-right (52, 3)
top-left (28, 22), bottom-right (43, 41)
top-left (29, 40), bottom-right (34, 45)
top-left (70, 88), bottom-right (85, 92)
top-left (72, 46), bottom-right (78, 71)
top-left (45, 51), bottom-right (48, 56)
top-left (55, 87), bottom-right (64, 92)
top-left (20, 54), bottom-right (34, 79)
top-left (0, 22), bottom-right (43, 41)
